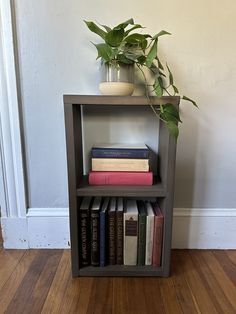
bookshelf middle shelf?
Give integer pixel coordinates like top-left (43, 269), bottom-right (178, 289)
top-left (76, 175), bottom-right (166, 197)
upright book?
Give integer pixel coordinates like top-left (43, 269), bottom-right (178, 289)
top-left (108, 197), bottom-right (116, 265)
top-left (89, 171), bottom-right (153, 186)
top-left (79, 197), bottom-right (92, 266)
top-left (137, 200), bottom-right (147, 266)
top-left (152, 202), bottom-right (164, 267)
top-left (99, 197), bottom-right (110, 267)
top-left (145, 201), bottom-right (155, 265)
top-left (124, 199), bottom-right (138, 265)
top-left (116, 197), bottom-right (124, 265)
top-left (91, 197), bottom-right (102, 266)
top-left (91, 143), bottom-right (149, 159)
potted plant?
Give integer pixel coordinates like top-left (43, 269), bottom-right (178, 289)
top-left (84, 18), bottom-right (197, 138)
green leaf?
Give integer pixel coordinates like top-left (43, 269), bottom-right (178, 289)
top-left (152, 30), bottom-right (171, 40)
top-left (166, 121), bottom-right (179, 139)
top-left (160, 112), bottom-right (179, 124)
top-left (163, 103), bottom-right (182, 122)
top-left (116, 18), bottom-right (134, 29)
top-left (182, 95), bottom-right (198, 107)
top-left (150, 63), bottom-right (159, 74)
top-left (100, 24), bottom-right (112, 32)
top-left (116, 54), bottom-right (134, 64)
top-left (173, 85), bottom-right (179, 93)
top-left (124, 24), bottom-right (144, 36)
top-left (137, 55), bottom-right (146, 65)
top-left (93, 43), bottom-right (113, 62)
top-left (153, 77), bottom-right (163, 97)
top-left (84, 21), bottom-right (106, 39)
top-left (146, 39), bottom-right (158, 68)
top-left (156, 57), bottom-right (164, 70)
top-left (125, 33), bottom-right (147, 44)
top-left (105, 28), bottom-right (124, 47)
top-left (166, 63), bottom-right (174, 85)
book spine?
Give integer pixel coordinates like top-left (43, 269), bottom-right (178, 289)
top-left (145, 216), bottom-right (154, 265)
top-left (80, 210), bottom-right (90, 266)
top-left (152, 216), bottom-right (164, 267)
top-left (92, 148), bottom-right (149, 159)
top-left (89, 171), bottom-right (153, 186)
top-left (92, 158), bottom-right (149, 172)
top-left (99, 211), bottom-right (106, 267)
top-left (137, 214), bottom-right (146, 266)
top-left (91, 210), bottom-right (99, 266)
top-left (124, 214), bottom-right (138, 265)
top-left (116, 211), bottom-right (123, 265)
top-left (108, 211), bottom-right (116, 265)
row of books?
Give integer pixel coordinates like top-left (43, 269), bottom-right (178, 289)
top-left (79, 197), bottom-right (164, 267)
top-left (88, 143), bottom-right (153, 185)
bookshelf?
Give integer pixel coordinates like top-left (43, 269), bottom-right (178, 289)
top-left (64, 95), bottom-right (180, 277)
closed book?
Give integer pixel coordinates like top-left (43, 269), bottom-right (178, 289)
top-left (152, 202), bottom-right (164, 267)
top-left (99, 197), bottom-right (109, 267)
top-left (79, 197), bottom-right (92, 266)
top-left (89, 171), bottom-right (153, 186)
top-left (137, 200), bottom-right (147, 266)
top-left (145, 202), bottom-right (155, 265)
top-left (124, 200), bottom-right (138, 265)
top-left (116, 197), bottom-right (124, 265)
top-left (92, 158), bottom-right (149, 172)
top-left (108, 197), bottom-right (116, 265)
top-left (92, 143), bottom-right (149, 159)
top-left (91, 197), bottom-right (102, 266)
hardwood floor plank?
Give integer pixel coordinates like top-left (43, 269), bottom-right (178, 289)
top-left (142, 278), bottom-right (166, 314)
top-left (171, 251), bottom-right (199, 314)
top-left (0, 249), bottom-right (26, 290)
top-left (0, 250), bottom-right (37, 312)
top-left (175, 250), bottom-right (218, 313)
top-left (159, 277), bottom-right (183, 314)
top-left (21, 250), bottom-right (63, 314)
top-left (213, 250), bottom-right (236, 286)
top-left (5, 249), bottom-right (57, 314)
top-left (200, 251), bottom-right (236, 310)
top-left (75, 277), bottom-right (94, 314)
top-left (86, 278), bottom-right (113, 314)
top-left (41, 250), bottom-right (71, 314)
top-left (190, 250), bottom-right (235, 313)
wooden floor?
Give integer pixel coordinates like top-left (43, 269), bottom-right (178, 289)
top-left (0, 249), bottom-right (236, 313)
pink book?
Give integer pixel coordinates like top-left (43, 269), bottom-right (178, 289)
top-left (152, 202), bottom-right (164, 267)
top-left (88, 171), bottom-right (153, 186)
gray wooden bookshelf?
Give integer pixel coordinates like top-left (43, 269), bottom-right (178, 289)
top-left (64, 95), bottom-right (180, 277)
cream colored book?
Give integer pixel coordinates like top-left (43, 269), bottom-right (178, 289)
top-left (91, 158), bottom-right (149, 172)
top-left (124, 200), bottom-right (138, 265)
top-left (145, 202), bottom-right (155, 265)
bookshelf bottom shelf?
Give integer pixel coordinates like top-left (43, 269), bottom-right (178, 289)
top-left (77, 265), bottom-right (163, 277)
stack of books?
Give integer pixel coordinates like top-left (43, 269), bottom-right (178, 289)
top-left (88, 143), bottom-right (153, 186)
top-left (79, 197), bottom-right (164, 267)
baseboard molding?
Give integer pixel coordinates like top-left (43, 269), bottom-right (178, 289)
top-left (1, 207), bottom-right (236, 249)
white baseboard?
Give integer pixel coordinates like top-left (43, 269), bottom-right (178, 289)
top-left (1, 207), bottom-right (236, 249)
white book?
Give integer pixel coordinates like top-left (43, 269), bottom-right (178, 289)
top-left (124, 199), bottom-right (138, 265)
top-left (145, 202), bottom-right (155, 265)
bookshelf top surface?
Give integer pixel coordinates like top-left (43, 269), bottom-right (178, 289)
top-left (63, 95), bottom-right (180, 106)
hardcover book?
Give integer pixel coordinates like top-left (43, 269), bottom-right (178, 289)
top-left (91, 143), bottom-right (149, 159)
top-left (137, 200), bottom-right (147, 266)
top-left (108, 197), bottom-right (116, 265)
top-left (92, 158), bottom-right (149, 172)
top-left (89, 171), bottom-right (153, 186)
top-left (79, 197), bottom-right (92, 266)
top-left (100, 197), bottom-right (110, 267)
top-left (116, 197), bottom-right (124, 265)
top-left (152, 202), bottom-right (164, 267)
top-left (124, 199), bottom-right (138, 265)
top-left (91, 197), bottom-right (102, 266)
top-left (145, 201), bottom-right (155, 265)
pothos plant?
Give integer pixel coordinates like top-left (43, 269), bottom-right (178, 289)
top-left (84, 18), bottom-right (197, 139)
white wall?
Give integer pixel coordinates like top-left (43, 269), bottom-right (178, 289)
top-left (14, 0), bottom-right (236, 209)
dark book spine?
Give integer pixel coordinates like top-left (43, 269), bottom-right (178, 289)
top-left (91, 211), bottom-right (99, 266)
top-left (137, 214), bottom-right (146, 265)
top-left (80, 210), bottom-right (90, 266)
top-left (100, 211), bottom-right (106, 267)
top-left (91, 148), bottom-right (149, 159)
top-left (116, 211), bottom-right (123, 265)
top-left (108, 211), bottom-right (116, 265)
